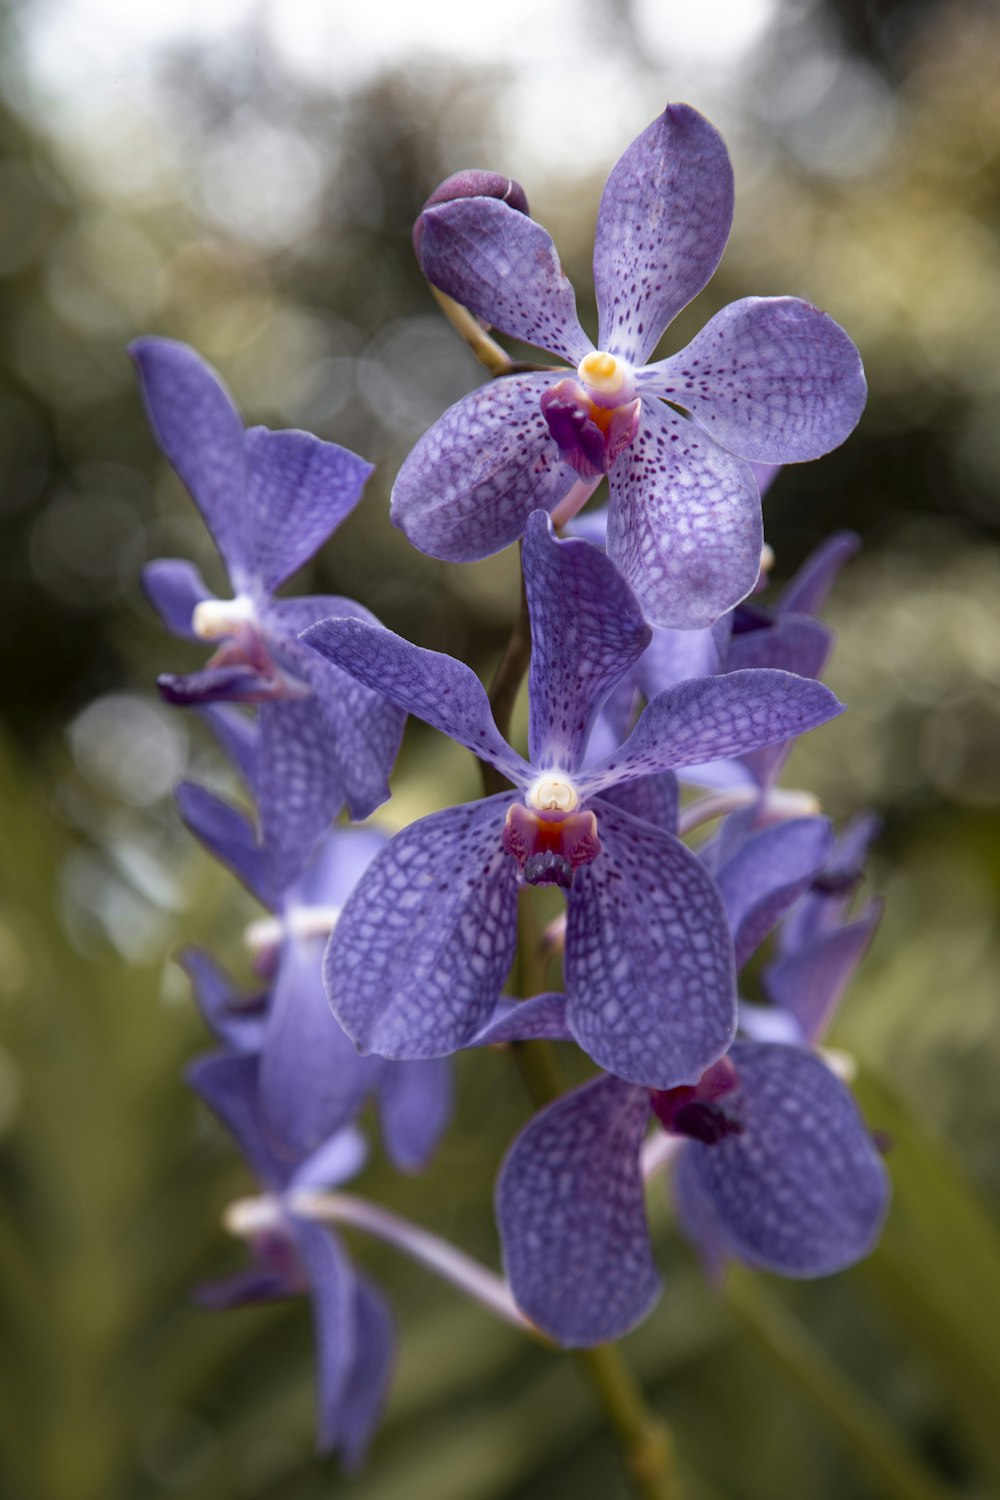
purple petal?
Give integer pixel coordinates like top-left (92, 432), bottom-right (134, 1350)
top-left (579, 669), bottom-right (843, 797)
top-left (636, 623), bottom-right (726, 701)
top-left (597, 772), bottom-right (679, 835)
top-left (750, 461), bottom-right (782, 498)
top-left (197, 703), bottom-right (259, 788)
top-left (337, 1275), bottom-right (396, 1471)
top-left (269, 596), bottom-right (406, 824)
top-left (522, 511), bottom-right (650, 771)
top-left (261, 937), bottom-right (377, 1160)
top-left (175, 782), bottom-right (274, 906)
top-left (778, 531), bottom-right (860, 616)
top-left (716, 817), bottom-right (835, 969)
top-left (726, 615), bottom-right (831, 679)
top-left (639, 297), bottom-right (867, 464)
top-left (764, 905), bottom-right (881, 1045)
top-left (418, 197), bottom-right (591, 365)
top-left (593, 104), bottom-right (734, 365)
top-left (679, 1041), bottom-right (889, 1275)
top-left (302, 616), bottom-right (529, 787)
top-left (377, 1058), bottom-right (454, 1172)
top-left (671, 1148), bottom-right (734, 1284)
top-left (290, 825), bottom-right (388, 911)
top-left (565, 801), bottom-right (736, 1088)
top-left (178, 947), bottom-right (267, 1052)
top-left (195, 1266), bottom-right (293, 1310)
top-left (472, 992), bottom-right (571, 1045)
top-left (780, 812), bottom-right (882, 952)
top-left (497, 1075), bottom-right (660, 1346)
top-left (255, 698), bottom-right (346, 895)
top-left (292, 1126), bottom-right (369, 1192)
top-left (143, 558), bottom-right (214, 640)
top-left (607, 400), bottom-right (763, 630)
top-left (242, 427), bottom-right (373, 593)
top-left (290, 1219), bottom-right (358, 1455)
top-left (130, 338), bottom-right (249, 584)
top-left (325, 797), bottom-right (520, 1058)
top-left (157, 663), bottom-right (283, 707)
top-left (389, 374), bottom-right (577, 563)
top-left (186, 1051), bottom-right (283, 1188)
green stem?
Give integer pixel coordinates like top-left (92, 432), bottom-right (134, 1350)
top-left (430, 287), bottom-right (557, 379)
top-left (726, 1271), bottom-right (955, 1500)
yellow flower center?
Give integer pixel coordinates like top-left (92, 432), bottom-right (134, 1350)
top-left (578, 350), bottom-right (628, 397)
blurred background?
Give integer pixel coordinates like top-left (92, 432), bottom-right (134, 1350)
top-left (1, 0), bottom-right (999, 1495)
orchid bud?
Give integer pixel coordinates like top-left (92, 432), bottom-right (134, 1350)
top-left (412, 170), bottom-right (529, 261)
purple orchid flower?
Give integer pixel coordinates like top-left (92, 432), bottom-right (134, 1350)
top-left (302, 510), bottom-right (842, 1089)
top-left (494, 818), bottom-right (887, 1347)
top-left (190, 1051), bottom-right (394, 1464)
top-left (133, 337), bottom-right (405, 863)
top-left (177, 716), bottom-right (453, 1171)
top-left (392, 104), bottom-right (866, 630)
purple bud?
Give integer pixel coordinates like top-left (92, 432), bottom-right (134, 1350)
top-left (413, 170), bottom-right (529, 259)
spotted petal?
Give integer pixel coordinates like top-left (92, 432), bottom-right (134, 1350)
top-left (678, 1041), bottom-right (889, 1275)
top-left (639, 298), bottom-right (867, 464)
top-left (522, 511), bottom-right (650, 770)
top-left (607, 399), bottom-right (762, 629)
top-left (497, 1075), bottom-right (660, 1345)
top-left (390, 374), bottom-right (578, 563)
top-left (418, 197), bottom-right (591, 365)
top-left (565, 800), bottom-right (735, 1088)
top-left (594, 104), bottom-right (734, 366)
top-left (325, 796), bottom-right (520, 1058)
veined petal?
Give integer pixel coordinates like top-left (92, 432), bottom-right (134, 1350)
top-left (578, 669), bottom-right (842, 798)
top-left (377, 1058), bottom-right (454, 1173)
top-left (522, 511), bottom-right (650, 771)
top-left (390, 374), bottom-right (578, 562)
top-left (418, 197), bottom-right (592, 365)
top-left (639, 297), bottom-right (867, 464)
top-left (565, 801), bottom-right (736, 1088)
top-left (726, 617), bottom-right (833, 789)
top-left (594, 104), bottom-right (734, 365)
top-left (497, 1074), bottom-right (659, 1346)
top-left (143, 558), bottom-right (214, 640)
top-left (130, 338), bottom-right (250, 584)
top-left (716, 817), bottom-right (835, 969)
top-left (256, 698), bottom-right (347, 894)
top-left (472, 992), bottom-right (571, 1046)
top-left (607, 400), bottom-right (762, 630)
top-left (679, 1042), bottom-right (889, 1275)
top-left (596, 771), bottom-right (679, 835)
top-left (337, 1275), bottom-right (396, 1471)
top-left (325, 797), bottom-right (520, 1058)
top-left (243, 427), bottom-right (373, 593)
top-left (302, 617), bottom-right (529, 787)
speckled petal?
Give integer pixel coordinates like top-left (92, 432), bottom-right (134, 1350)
top-left (680, 1042), bottom-right (889, 1275)
top-left (143, 558), bottom-right (214, 640)
top-left (302, 616), bottom-right (529, 787)
top-left (522, 511), bottom-right (650, 770)
top-left (726, 617), bottom-right (833, 789)
top-left (291, 1218), bottom-right (358, 1455)
top-left (578, 669), bottom-right (843, 798)
top-left (243, 427), bottom-right (373, 593)
top-left (497, 1075), bottom-right (659, 1345)
top-left (594, 104), bottom-right (734, 365)
top-left (565, 800), bottom-right (735, 1088)
top-left (130, 338), bottom-right (250, 583)
top-left (337, 1275), bottom-right (396, 1471)
top-left (607, 400), bottom-right (762, 630)
top-left (377, 1058), bottom-right (454, 1172)
top-left (325, 796), bottom-right (520, 1058)
top-left (418, 197), bottom-right (591, 364)
top-left (639, 298), bottom-right (867, 464)
top-left (390, 374), bottom-right (577, 563)
top-left (716, 817), bottom-right (835, 969)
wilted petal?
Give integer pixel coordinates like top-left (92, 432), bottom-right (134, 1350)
top-left (497, 1075), bottom-right (660, 1346)
top-left (681, 1041), bottom-right (889, 1275)
top-left (578, 670), bottom-right (842, 797)
top-left (418, 197), bottom-right (591, 364)
top-left (594, 104), bottom-right (734, 365)
top-left (175, 782), bottom-right (274, 906)
top-left (261, 937), bottom-right (377, 1160)
top-left (378, 1058), bottom-right (454, 1172)
top-left (778, 531), bottom-right (860, 616)
top-left (639, 297), bottom-right (867, 463)
top-left (179, 947), bottom-right (267, 1052)
top-left (338, 1275), bottom-right (396, 1471)
top-left (565, 801), bottom-right (735, 1088)
top-left (242, 427), bottom-right (373, 593)
top-left (607, 400), bottom-right (762, 629)
top-left (302, 616), bottom-right (528, 787)
top-left (764, 905), bottom-right (881, 1045)
top-left (522, 511), bottom-right (650, 770)
top-left (716, 817), bottom-right (835, 969)
top-left (130, 338), bottom-right (249, 583)
top-left (390, 374), bottom-right (577, 562)
top-left (291, 1219), bottom-right (358, 1455)
top-left (143, 558), bottom-right (214, 640)
top-left (325, 797), bottom-right (520, 1058)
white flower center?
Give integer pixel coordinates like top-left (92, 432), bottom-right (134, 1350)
top-left (526, 773), bottom-right (580, 814)
top-left (192, 595), bottom-right (257, 640)
top-left (577, 349), bottom-right (630, 398)
top-left (224, 1194), bottom-right (283, 1238)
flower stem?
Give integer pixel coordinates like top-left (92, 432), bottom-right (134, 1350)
top-left (481, 548), bottom-right (531, 796)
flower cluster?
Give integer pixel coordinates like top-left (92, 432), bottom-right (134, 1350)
top-left (137, 103), bottom-right (887, 1466)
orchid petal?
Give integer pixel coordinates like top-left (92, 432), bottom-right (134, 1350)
top-left (143, 558), bottom-right (214, 640)
top-left (291, 1219), bottom-right (358, 1455)
top-left (378, 1058), bottom-right (454, 1172)
top-left (178, 947), bottom-right (266, 1052)
top-left (338, 1276), bottom-right (396, 1471)
top-left (764, 905), bottom-right (881, 1045)
top-left (716, 817), bottom-right (835, 969)
top-left (175, 781), bottom-right (274, 906)
top-left (472, 992), bottom-right (571, 1046)
top-left (777, 530), bottom-right (860, 616)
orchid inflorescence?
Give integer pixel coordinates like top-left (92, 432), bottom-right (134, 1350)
top-left (136, 103), bottom-right (887, 1477)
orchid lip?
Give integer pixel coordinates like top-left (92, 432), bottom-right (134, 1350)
top-left (192, 594), bottom-right (258, 641)
top-left (525, 772), bottom-right (581, 814)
